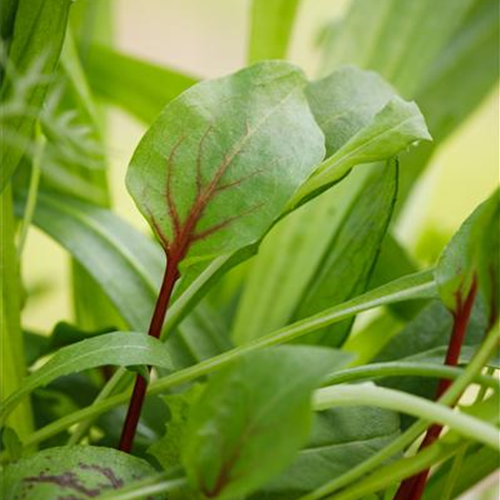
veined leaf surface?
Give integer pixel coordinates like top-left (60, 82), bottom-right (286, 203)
top-left (126, 61), bottom-right (325, 270)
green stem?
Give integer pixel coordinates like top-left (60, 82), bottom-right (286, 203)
top-left (17, 271), bottom-right (436, 449)
top-left (323, 362), bottom-right (498, 390)
top-left (440, 443), bottom-right (468, 500)
top-left (298, 324), bottom-right (499, 500)
top-left (440, 365), bottom-right (497, 500)
top-left (17, 126), bottom-right (44, 256)
top-left (313, 384), bottom-right (499, 450)
top-left (96, 474), bottom-right (187, 500)
top-left (326, 438), bottom-right (461, 500)
top-left (0, 186), bottom-right (33, 440)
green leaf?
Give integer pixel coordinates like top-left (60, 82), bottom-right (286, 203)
top-left (435, 192), bottom-right (499, 312)
top-left (251, 407), bottom-right (400, 499)
top-left (0, 446), bottom-right (158, 499)
top-left (247, 0), bottom-right (301, 63)
top-left (85, 44), bottom-right (199, 124)
top-left (126, 61), bottom-right (325, 270)
top-left (182, 346), bottom-right (349, 500)
top-left (291, 96), bottom-right (430, 206)
top-left (148, 384), bottom-right (204, 471)
top-left (1, 331), bottom-right (174, 422)
top-left (232, 65), bottom-right (401, 343)
top-left (319, 0), bottom-right (476, 98)
top-left (0, 0), bottom-right (71, 191)
top-left (292, 160), bottom-right (397, 346)
top-left (319, 0), bottom-right (499, 206)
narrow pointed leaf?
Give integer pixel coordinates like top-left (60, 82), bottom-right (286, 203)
top-left (1, 331), bottom-right (174, 422)
top-left (292, 160), bottom-right (398, 346)
top-left (126, 61), bottom-right (325, 270)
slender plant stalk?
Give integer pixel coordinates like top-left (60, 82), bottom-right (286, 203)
top-left (17, 125), bottom-right (44, 256)
top-left (394, 276), bottom-right (478, 500)
top-left (0, 185), bottom-right (34, 440)
top-left (118, 257), bottom-right (179, 452)
top-left (440, 364), bottom-right (497, 500)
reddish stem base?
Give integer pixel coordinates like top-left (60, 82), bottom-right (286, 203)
top-left (394, 277), bottom-right (478, 500)
top-left (118, 259), bottom-right (179, 453)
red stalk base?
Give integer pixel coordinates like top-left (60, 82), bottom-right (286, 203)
top-left (394, 276), bottom-right (478, 500)
top-left (118, 259), bottom-right (179, 453)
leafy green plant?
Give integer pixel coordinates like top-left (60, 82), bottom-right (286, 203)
top-left (0, 1), bottom-right (498, 500)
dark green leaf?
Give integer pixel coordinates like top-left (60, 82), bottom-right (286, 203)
top-left (252, 407), bottom-right (400, 499)
top-left (0, 446), bottom-right (158, 499)
top-left (182, 346), bottom-right (350, 500)
top-left (1, 331), bottom-right (174, 421)
top-left (127, 61), bottom-right (325, 270)
top-left (0, 0), bottom-right (71, 191)
top-left (247, 0), bottom-right (301, 63)
top-left (148, 384), bottom-right (204, 471)
top-left (85, 44), bottom-right (199, 124)
top-left (292, 160), bottom-right (398, 346)
top-left (435, 192), bottom-right (499, 312)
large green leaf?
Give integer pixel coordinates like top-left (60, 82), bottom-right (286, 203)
top-left (15, 191), bottom-right (240, 352)
top-left (0, 0), bottom-right (71, 191)
top-left (435, 192), bottom-right (499, 313)
top-left (252, 407), bottom-right (400, 499)
top-left (0, 446), bottom-right (158, 499)
top-left (1, 331), bottom-right (174, 422)
top-left (292, 161), bottom-right (397, 346)
top-left (182, 346), bottom-right (349, 500)
top-left (127, 61), bottom-right (325, 271)
top-left (247, 0), bottom-right (301, 63)
top-left (85, 44), bottom-right (199, 124)
top-left (232, 66), bottom-right (411, 343)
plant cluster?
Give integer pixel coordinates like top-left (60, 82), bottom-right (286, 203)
top-left (0, 1), bottom-right (498, 500)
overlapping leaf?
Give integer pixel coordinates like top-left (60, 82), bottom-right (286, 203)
top-left (127, 61), bottom-right (325, 270)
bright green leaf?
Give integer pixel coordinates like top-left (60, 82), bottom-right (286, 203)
top-left (126, 61), bottom-right (325, 270)
top-left (1, 331), bottom-right (174, 422)
top-left (182, 346), bottom-right (349, 500)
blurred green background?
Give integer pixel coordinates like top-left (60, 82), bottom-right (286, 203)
top-left (22, 0), bottom-right (498, 332)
